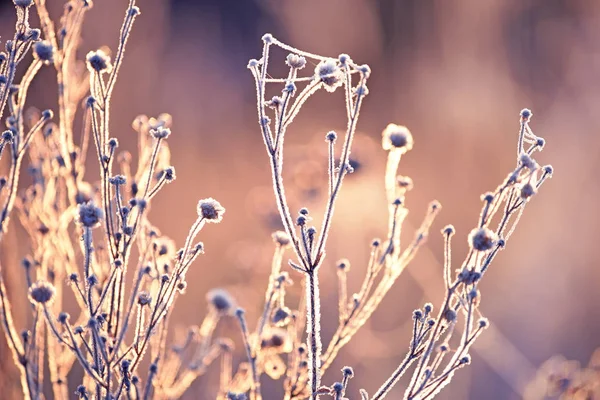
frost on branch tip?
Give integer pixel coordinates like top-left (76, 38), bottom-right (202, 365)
top-left (77, 201), bottom-right (103, 228)
top-left (28, 281), bottom-right (56, 305)
top-left (197, 198), bottom-right (225, 223)
top-left (86, 49), bottom-right (112, 73)
top-left (315, 59), bottom-right (344, 93)
top-left (382, 123), bottom-right (414, 153)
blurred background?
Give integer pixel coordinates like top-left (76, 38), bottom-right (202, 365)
top-left (1, 0), bottom-right (599, 399)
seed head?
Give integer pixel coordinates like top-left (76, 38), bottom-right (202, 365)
top-left (443, 309), bottom-right (457, 323)
top-left (34, 41), bottom-right (54, 63)
top-left (207, 288), bottom-right (235, 314)
top-left (86, 49), bottom-right (112, 73)
top-left (336, 258), bottom-right (350, 271)
top-left (272, 306), bottom-right (292, 326)
top-left (58, 312), bottom-right (70, 324)
top-left (315, 59), bottom-right (344, 93)
top-left (109, 175), bottom-right (126, 186)
top-left (260, 327), bottom-right (290, 351)
top-left (342, 366), bottom-right (354, 378)
top-left (382, 124), bottom-right (414, 152)
top-left (163, 166), bottom-right (176, 182)
top-left (150, 126), bottom-right (171, 139)
top-left (28, 281), bottom-right (56, 305)
top-left (2, 130), bottom-right (14, 143)
top-left (520, 108), bottom-right (532, 121)
top-left (77, 202), bottom-right (103, 228)
top-left (286, 53), bottom-right (306, 70)
top-left (13, 0), bottom-right (33, 8)
top-left (272, 231), bottom-right (291, 247)
top-left (468, 227), bottom-right (497, 252)
top-left (519, 153), bottom-right (536, 170)
top-left (520, 182), bottom-right (537, 200)
top-left (197, 198), bottom-right (225, 223)
top-left (137, 292), bottom-right (152, 306)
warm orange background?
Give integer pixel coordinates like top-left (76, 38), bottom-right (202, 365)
top-left (0, 1), bottom-right (598, 399)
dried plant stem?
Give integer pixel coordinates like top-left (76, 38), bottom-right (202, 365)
top-left (306, 271), bottom-right (322, 400)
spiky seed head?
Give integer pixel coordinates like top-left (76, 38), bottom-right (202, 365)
top-left (86, 49), bottom-right (112, 73)
top-left (77, 202), bottom-right (103, 228)
top-left (206, 288), bottom-right (235, 314)
top-left (28, 281), bottom-right (56, 305)
top-left (286, 53), bottom-right (306, 70)
top-left (34, 40), bottom-right (54, 63)
top-left (468, 227), bottom-right (497, 252)
top-left (197, 198), bottom-right (225, 223)
top-left (315, 59), bottom-right (344, 93)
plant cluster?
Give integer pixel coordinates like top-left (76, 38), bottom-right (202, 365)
top-left (0, 1), bottom-right (552, 399)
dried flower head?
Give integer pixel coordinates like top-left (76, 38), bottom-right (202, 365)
top-left (382, 124), bottom-right (414, 152)
top-left (197, 198), bottom-right (225, 223)
top-left (272, 306), bottom-right (292, 326)
top-left (150, 126), bottom-right (171, 139)
top-left (315, 59), bottom-right (344, 93)
top-left (13, 0), bottom-right (33, 8)
top-left (86, 49), bottom-right (112, 73)
top-left (260, 327), bottom-right (290, 352)
top-left (137, 292), bottom-right (152, 306)
top-left (34, 40), bottom-right (54, 63)
top-left (520, 182), bottom-right (537, 200)
top-left (77, 202), bottom-right (103, 228)
top-left (28, 281), bottom-right (56, 305)
top-left (468, 227), bottom-right (498, 252)
top-left (272, 230), bottom-right (291, 247)
top-left (286, 53), bottom-right (306, 70)
top-left (206, 288), bottom-right (235, 314)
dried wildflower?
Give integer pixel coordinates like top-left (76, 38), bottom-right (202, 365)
top-left (163, 166), bottom-right (176, 182)
top-left (34, 41), bottom-right (54, 63)
top-left (28, 281), bottom-right (56, 305)
top-left (86, 49), bottom-right (112, 73)
top-left (315, 59), bottom-right (344, 93)
top-left (77, 202), bottom-right (103, 228)
top-left (137, 292), bottom-right (152, 306)
top-left (272, 230), bottom-right (291, 247)
top-left (260, 327), bottom-right (290, 351)
top-left (520, 108), bottom-right (532, 120)
top-left (150, 126), bottom-right (171, 139)
top-left (520, 182), bottom-right (537, 200)
top-left (58, 312), bottom-right (70, 324)
top-left (206, 288), bottom-right (235, 314)
top-left (272, 306), bottom-right (292, 326)
top-left (519, 153), bottom-right (536, 170)
top-left (468, 227), bottom-right (498, 251)
top-left (382, 124), bottom-right (414, 152)
top-left (286, 53), bottom-right (306, 70)
top-left (13, 0), bottom-right (33, 8)
top-left (197, 198), bottom-right (225, 223)
top-left (109, 175), bottom-right (126, 185)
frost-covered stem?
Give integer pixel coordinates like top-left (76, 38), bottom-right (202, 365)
top-left (406, 286), bottom-right (456, 398)
top-left (371, 351), bottom-right (417, 400)
top-left (0, 260), bottom-right (28, 400)
top-left (236, 309), bottom-right (261, 400)
top-left (313, 72), bottom-right (366, 265)
top-left (306, 271), bottom-right (322, 400)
